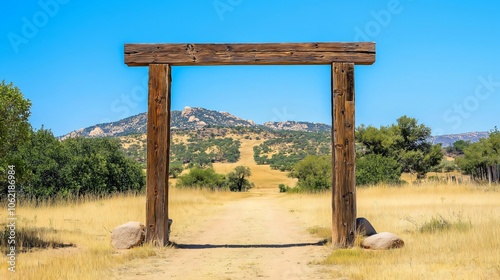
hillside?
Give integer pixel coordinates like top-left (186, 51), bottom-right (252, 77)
top-left (61, 106), bottom-right (489, 147)
top-left (263, 121), bottom-right (330, 132)
top-left (60, 106), bottom-right (256, 139)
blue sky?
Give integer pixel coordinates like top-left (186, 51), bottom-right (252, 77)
top-left (1, 1), bottom-right (499, 136)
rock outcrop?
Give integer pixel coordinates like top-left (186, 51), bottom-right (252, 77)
top-left (111, 221), bottom-right (145, 249)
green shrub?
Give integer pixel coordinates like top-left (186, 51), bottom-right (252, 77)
top-left (176, 167), bottom-right (227, 191)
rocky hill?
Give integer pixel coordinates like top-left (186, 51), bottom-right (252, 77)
top-left (263, 121), bottom-right (330, 132)
top-left (61, 106), bottom-right (256, 139)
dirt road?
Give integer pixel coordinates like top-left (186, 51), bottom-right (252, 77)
top-left (113, 194), bottom-right (333, 279)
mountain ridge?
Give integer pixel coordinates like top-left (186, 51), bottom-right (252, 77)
top-left (60, 106), bottom-right (490, 146)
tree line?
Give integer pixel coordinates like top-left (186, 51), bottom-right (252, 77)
top-left (119, 132), bottom-right (241, 176)
top-left (456, 128), bottom-right (500, 183)
top-left (282, 116), bottom-right (445, 191)
top-left (0, 81), bottom-right (145, 200)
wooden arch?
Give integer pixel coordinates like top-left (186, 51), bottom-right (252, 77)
top-left (124, 42), bottom-right (376, 248)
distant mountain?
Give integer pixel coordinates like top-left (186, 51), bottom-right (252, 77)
top-left (60, 106), bottom-right (491, 146)
top-left (428, 131), bottom-right (490, 147)
top-left (61, 113), bottom-right (148, 139)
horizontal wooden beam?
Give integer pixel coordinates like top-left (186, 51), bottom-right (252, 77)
top-left (125, 42), bottom-right (375, 66)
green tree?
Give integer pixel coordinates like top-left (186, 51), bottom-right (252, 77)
top-left (357, 116), bottom-right (443, 178)
top-left (226, 166), bottom-right (253, 192)
top-left (0, 81), bottom-right (32, 197)
top-left (19, 127), bottom-right (70, 199)
top-left (446, 140), bottom-right (471, 155)
top-left (456, 129), bottom-right (500, 183)
top-left (356, 154), bottom-right (402, 186)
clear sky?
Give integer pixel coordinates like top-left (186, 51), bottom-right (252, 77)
top-left (1, 0), bottom-right (499, 136)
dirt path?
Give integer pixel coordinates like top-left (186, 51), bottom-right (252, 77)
top-left (113, 194), bottom-right (333, 279)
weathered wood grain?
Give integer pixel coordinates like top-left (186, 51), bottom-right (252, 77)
top-left (146, 64), bottom-right (171, 246)
top-left (331, 63), bottom-right (357, 248)
top-left (125, 42), bottom-right (375, 66)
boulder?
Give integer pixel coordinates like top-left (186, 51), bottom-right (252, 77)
top-left (356, 217), bottom-right (377, 236)
top-left (361, 232), bottom-right (404, 250)
top-left (111, 221), bottom-right (145, 249)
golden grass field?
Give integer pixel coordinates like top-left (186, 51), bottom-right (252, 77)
top-left (1, 137), bottom-right (499, 279)
top-left (279, 183), bottom-right (500, 279)
top-left (0, 189), bottom-right (250, 280)
top-left (2, 183), bottom-right (499, 279)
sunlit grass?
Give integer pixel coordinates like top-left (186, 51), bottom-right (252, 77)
top-left (0, 188), bottom-right (243, 280)
top-left (278, 182), bottom-right (500, 279)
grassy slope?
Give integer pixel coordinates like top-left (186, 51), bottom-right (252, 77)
top-left (211, 134), bottom-right (297, 192)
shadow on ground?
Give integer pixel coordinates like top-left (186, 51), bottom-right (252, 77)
top-left (172, 239), bottom-right (328, 249)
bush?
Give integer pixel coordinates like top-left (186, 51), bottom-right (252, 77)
top-left (289, 155), bottom-right (331, 192)
top-left (176, 167), bottom-right (227, 191)
top-left (278, 184), bottom-right (301, 193)
top-left (405, 214), bottom-right (471, 233)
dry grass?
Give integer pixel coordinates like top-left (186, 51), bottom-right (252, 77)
top-left (278, 182), bottom-right (500, 279)
top-left (0, 188), bottom-right (245, 280)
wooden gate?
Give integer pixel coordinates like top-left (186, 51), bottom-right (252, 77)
top-left (124, 42), bottom-right (376, 248)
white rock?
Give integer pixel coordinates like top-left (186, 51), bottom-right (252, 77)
top-left (182, 106), bottom-right (193, 117)
top-left (89, 126), bottom-right (105, 137)
top-left (361, 232), bottom-right (404, 250)
top-left (111, 221), bottom-right (145, 249)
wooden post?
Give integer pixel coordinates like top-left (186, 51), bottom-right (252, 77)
top-left (146, 64), bottom-right (171, 246)
top-left (331, 63), bottom-right (356, 248)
